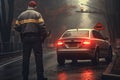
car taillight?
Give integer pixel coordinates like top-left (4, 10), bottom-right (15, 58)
top-left (57, 40), bottom-right (64, 46)
top-left (83, 40), bottom-right (91, 45)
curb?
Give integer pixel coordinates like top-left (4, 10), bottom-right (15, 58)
top-left (102, 54), bottom-right (120, 80)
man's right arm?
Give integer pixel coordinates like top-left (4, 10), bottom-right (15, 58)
top-left (37, 13), bottom-right (50, 42)
top-left (39, 24), bottom-right (50, 42)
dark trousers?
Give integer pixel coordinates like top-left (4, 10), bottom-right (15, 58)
top-left (22, 38), bottom-right (44, 80)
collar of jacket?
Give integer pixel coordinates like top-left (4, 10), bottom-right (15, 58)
top-left (27, 6), bottom-right (36, 10)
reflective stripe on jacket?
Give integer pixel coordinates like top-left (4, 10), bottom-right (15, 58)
top-left (15, 18), bottom-right (44, 25)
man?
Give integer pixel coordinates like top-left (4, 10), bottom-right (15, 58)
top-left (14, 1), bottom-right (48, 80)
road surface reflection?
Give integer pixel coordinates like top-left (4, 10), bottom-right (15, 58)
top-left (58, 72), bottom-right (68, 80)
top-left (57, 68), bottom-right (95, 80)
top-left (80, 69), bottom-right (95, 80)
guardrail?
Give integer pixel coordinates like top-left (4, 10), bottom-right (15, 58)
top-left (0, 42), bottom-right (22, 55)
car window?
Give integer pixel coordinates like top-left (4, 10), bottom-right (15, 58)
top-left (92, 30), bottom-right (104, 39)
top-left (62, 30), bottom-right (89, 38)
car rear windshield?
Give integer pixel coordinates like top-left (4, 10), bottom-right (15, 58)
top-left (62, 30), bottom-right (89, 38)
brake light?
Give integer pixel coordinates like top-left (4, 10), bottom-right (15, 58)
top-left (83, 40), bottom-right (91, 45)
top-left (57, 40), bottom-right (64, 46)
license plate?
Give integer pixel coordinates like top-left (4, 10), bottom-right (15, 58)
top-left (65, 42), bottom-right (80, 48)
top-left (68, 43), bottom-right (78, 47)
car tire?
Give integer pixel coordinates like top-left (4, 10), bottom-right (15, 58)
top-left (92, 48), bottom-right (99, 65)
top-left (57, 54), bottom-right (65, 65)
top-left (105, 46), bottom-right (113, 63)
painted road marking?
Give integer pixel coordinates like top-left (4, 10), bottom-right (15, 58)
top-left (0, 50), bottom-right (55, 68)
top-left (0, 56), bottom-right (22, 68)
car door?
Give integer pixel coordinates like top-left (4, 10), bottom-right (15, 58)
top-left (92, 30), bottom-right (109, 57)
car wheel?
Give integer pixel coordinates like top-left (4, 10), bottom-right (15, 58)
top-left (57, 54), bottom-right (65, 65)
top-left (92, 48), bottom-right (99, 65)
top-left (105, 46), bottom-right (113, 63)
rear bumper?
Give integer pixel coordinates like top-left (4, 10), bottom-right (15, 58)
top-left (57, 49), bottom-right (95, 59)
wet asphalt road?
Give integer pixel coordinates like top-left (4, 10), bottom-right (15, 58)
top-left (0, 48), bottom-right (109, 80)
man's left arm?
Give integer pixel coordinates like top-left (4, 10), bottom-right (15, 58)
top-left (14, 16), bottom-right (22, 32)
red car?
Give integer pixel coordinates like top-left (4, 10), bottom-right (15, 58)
top-left (56, 29), bottom-right (113, 65)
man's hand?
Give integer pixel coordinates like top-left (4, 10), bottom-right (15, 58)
top-left (47, 30), bottom-right (51, 37)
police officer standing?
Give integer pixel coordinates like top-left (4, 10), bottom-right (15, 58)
top-left (14, 1), bottom-right (48, 80)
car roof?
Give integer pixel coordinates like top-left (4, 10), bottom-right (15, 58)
top-left (66, 28), bottom-right (95, 32)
